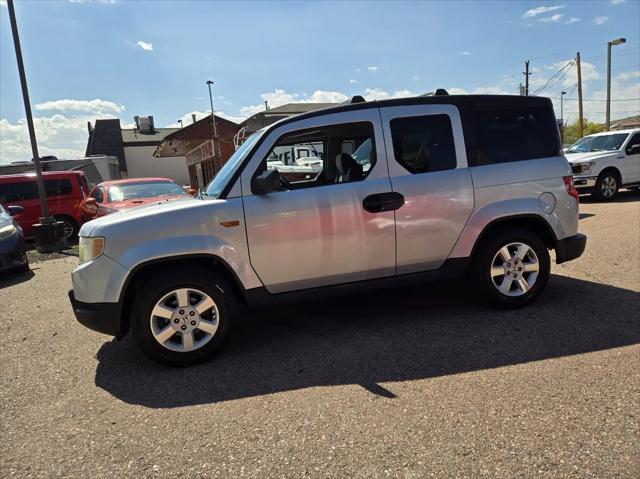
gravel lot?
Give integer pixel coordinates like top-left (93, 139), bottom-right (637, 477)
top-left (1, 191), bottom-right (639, 478)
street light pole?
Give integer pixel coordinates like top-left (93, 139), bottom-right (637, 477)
top-left (206, 80), bottom-right (219, 175)
top-left (560, 91), bottom-right (566, 124)
top-left (7, 0), bottom-right (64, 252)
top-left (606, 37), bottom-right (626, 131)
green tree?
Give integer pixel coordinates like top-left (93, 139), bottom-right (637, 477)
top-left (562, 119), bottom-right (605, 146)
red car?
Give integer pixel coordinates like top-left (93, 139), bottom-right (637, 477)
top-left (0, 171), bottom-right (89, 239)
top-left (80, 177), bottom-right (191, 220)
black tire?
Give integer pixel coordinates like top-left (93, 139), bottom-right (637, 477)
top-left (592, 170), bottom-right (620, 201)
top-left (130, 269), bottom-right (235, 366)
top-left (473, 228), bottom-right (550, 309)
top-left (54, 216), bottom-right (79, 244)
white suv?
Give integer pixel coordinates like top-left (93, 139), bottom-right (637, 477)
top-left (69, 94), bottom-right (587, 366)
top-left (566, 129), bottom-right (640, 200)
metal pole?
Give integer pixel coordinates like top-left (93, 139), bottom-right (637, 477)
top-left (7, 0), bottom-right (49, 221)
top-left (207, 80), bottom-right (219, 175)
top-left (560, 91), bottom-right (565, 123)
top-left (576, 52), bottom-right (584, 137)
top-left (606, 41), bottom-right (612, 131)
top-left (524, 60), bottom-right (530, 96)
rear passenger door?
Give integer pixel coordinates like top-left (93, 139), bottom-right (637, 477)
top-left (380, 105), bottom-right (474, 274)
top-left (623, 132), bottom-right (640, 184)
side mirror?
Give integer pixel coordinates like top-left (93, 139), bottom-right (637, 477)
top-left (84, 197), bottom-right (98, 211)
top-left (626, 143), bottom-right (640, 155)
top-left (7, 205), bottom-right (24, 216)
top-left (252, 169), bottom-right (282, 195)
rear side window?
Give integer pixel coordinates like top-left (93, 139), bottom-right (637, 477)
top-left (44, 179), bottom-right (73, 197)
top-left (474, 106), bottom-right (560, 165)
top-left (390, 114), bottom-right (457, 173)
top-left (0, 181), bottom-right (38, 202)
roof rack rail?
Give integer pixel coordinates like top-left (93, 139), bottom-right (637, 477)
top-left (349, 95), bottom-right (366, 104)
top-left (422, 89), bottom-right (449, 97)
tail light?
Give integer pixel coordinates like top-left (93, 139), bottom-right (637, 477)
top-left (563, 176), bottom-right (579, 203)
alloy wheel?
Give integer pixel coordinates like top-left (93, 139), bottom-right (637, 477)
top-left (149, 288), bottom-right (219, 352)
top-left (601, 176), bottom-right (617, 198)
top-left (490, 242), bottom-right (540, 297)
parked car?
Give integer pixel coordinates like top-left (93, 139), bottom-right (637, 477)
top-left (566, 128), bottom-right (640, 200)
top-left (0, 171), bottom-right (89, 240)
top-left (79, 178), bottom-right (190, 220)
top-left (69, 94), bottom-right (586, 366)
top-left (0, 204), bottom-right (28, 274)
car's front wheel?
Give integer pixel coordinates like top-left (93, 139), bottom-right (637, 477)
top-left (592, 170), bottom-right (619, 201)
top-left (131, 269), bottom-right (235, 366)
top-left (473, 229), bottom-right (550, 309)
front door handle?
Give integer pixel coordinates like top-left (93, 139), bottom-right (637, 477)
top-left (362, 192), bottom-right (405, 213)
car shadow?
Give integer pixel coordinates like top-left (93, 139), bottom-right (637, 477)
top-left (0, 268), bottom-right (34, 288)
top-left (94, 275), bottom-right (640, 408)
top-left (580, 189), bottom-right (640, 204)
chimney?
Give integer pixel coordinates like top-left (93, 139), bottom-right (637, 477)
top-left (192, 113), bottom-right (197, 124)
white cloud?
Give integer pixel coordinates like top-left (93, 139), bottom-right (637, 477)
top-left (617, 70), bottom-right (640, 82)
top-left (564, 17), bottom-right (580, 24)
top-left (539, 13), bottom-right (564, 22)
top-left (0, 114), bottom-right (116, 164)
top-left (367, 66), bottom-right (378, 72)
top-left (350, 79), bottom-right (358, 84)
top-left (136, 40), bottom-right (153, 51)
top-left (447, 86), bottom-right (512, 95)
top-left (458, 51), bottom-right (471, 55)
top-left (362, 88), bottom-right (415, 101)
top-left (238, 89), bottom-right (349, 118)
top-left (610, 0), bottom-right (625, 5)
top-left (593, 16), bottom-right (610, 25)
top-left (0, 0), bottom-right (7, 6)
top-left (523, 5), bottom-right (564, 18)
top-left (34, 98), bottom-right (124, 114)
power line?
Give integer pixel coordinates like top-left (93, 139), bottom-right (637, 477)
top-left (531, 60), bottom-right (575, 95)
top-left (549, 97), bottom-right (640, 102)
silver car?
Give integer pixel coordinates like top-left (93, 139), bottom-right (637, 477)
top-left (69, 94), bottom-right (587, 366)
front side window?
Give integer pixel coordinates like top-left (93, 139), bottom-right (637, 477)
top-left (256, 121), bottom-right (376, 190)
top-left (0, 180), bottom-right (38, 202)
top-left (390, 114), bottom-right (457, 173)
top-left (91, 187), bottom-right (104, 203)
top-left (568, 133), bottom-right (629, 153)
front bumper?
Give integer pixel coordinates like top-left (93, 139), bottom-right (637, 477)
top-left (573, 176), bottom-right (596, 189)
top-left (68, 289), bottom-right (123, 337)
top-left (555, 233), bottom-right (587, 264)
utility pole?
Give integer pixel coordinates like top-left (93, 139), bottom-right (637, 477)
top-left (206, 80), bottom-right (220, 175)
top-left (606, 37), bottom-right (627, 131)
top-left (560, 91), bottom-right (567, 124)
top-left (576, 52), bottom-right (584, 138)
top-left (524, 60), bottom-right (531, 96)
top-left (7, 0), bottom-right (64, 252)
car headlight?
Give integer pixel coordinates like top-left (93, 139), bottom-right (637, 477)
top-left (574, 162), bottom-right (593, 175)
top-left (0, 223), bottom-right (17, 241)
top-left (78, 236), bottom-right (105, 264)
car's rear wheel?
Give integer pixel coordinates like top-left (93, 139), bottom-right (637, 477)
top-left (473, 229), bottom-right (550, 309)
top-left (592, 170), bottom-right (619, 201)
top-left (130, 269), bottom-right (235, 366)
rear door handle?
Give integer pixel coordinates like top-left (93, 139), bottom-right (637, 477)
top-left (362, 192), bottom-right (405, 213)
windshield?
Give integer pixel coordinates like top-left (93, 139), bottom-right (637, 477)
top-left (108, 180), bottom-right (186, 202)
top-left (568, 133), bottom-right (629, 153)
top-left (205, 131), bottom-right (262, 198)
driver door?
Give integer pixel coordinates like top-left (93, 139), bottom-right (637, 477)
top-left (240, 109), bottom-right (396, 294)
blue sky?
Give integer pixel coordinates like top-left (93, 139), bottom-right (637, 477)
top-left (1, 0), bottom-right (639, 163)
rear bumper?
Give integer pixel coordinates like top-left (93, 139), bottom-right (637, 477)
top-left (555, 233), bottom-right (587, 264)
top-left (68, 289), bottom-right (123, 337)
